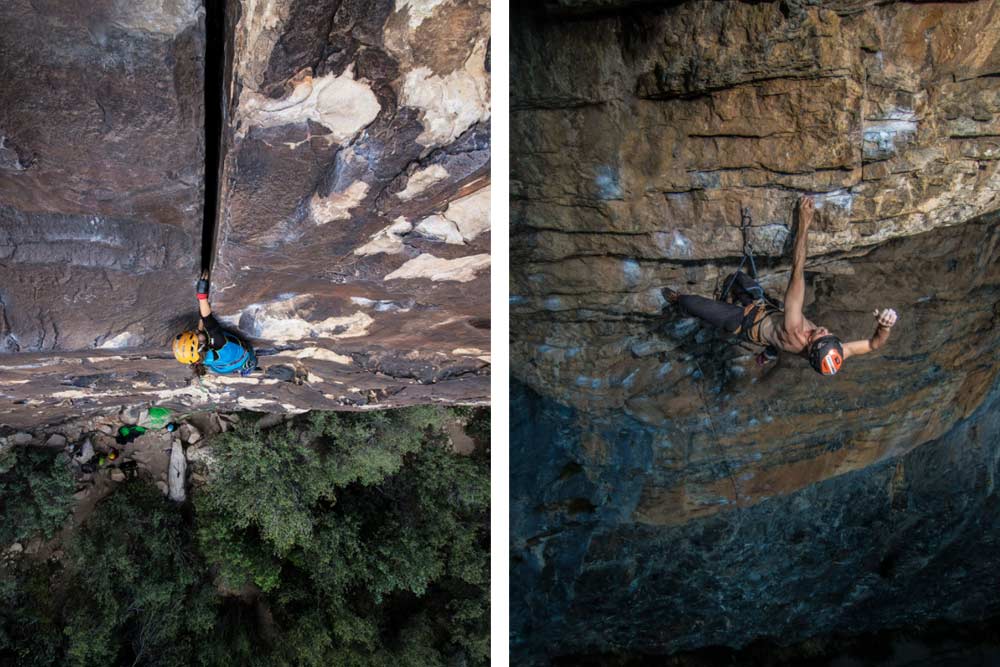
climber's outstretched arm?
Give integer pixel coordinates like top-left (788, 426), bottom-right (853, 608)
top-left (783, 197), bottom-right (813, 333)
top-left (843, 308), bottom-right (898, 359)
top-left (197, 269), bottom-right (212, 319)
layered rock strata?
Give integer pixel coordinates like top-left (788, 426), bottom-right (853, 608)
top-left (511, 0), bottom-right (1000, 661)
top-left (0, 0), bottom-right (491, 422)
top-left (512, 0), bottom-right (1000, 521)
top-left (0, 0), bottom-right (206, 352)
top-left (0, 345), bottom-right (486, 430)
top-left (512, 371), bottom-right (1000, 663)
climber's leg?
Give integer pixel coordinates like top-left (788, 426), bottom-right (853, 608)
top-left (677, 294), bottom-right (745, 334)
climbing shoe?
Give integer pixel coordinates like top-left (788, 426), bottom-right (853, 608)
top-left (661, 287), bottom-right (680, 304)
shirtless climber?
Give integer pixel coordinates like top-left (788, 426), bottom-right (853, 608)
top-left (172, 270), bottom-right (258, 376)
top-left (663, 197), bottom-right (898, 376)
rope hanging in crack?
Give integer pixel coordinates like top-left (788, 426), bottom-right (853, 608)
top-left (690, 357), bottom-right (744, 510)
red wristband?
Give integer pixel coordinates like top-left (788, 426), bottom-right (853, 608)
top-left (197, 294), bottom-right (209, 300)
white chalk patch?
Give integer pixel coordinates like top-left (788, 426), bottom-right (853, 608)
top-left (397, 164), bottom-right (450, 200)
top-left (109, 0), bottom-right (201, 36)
top-left (452, 349), bottom-right (491, 363)
top-left (413, 185), bottom-right (490, 245)
top-left (284, 347), bottom-right (354, 365)
top-left (98, 332), bottom-right (138, 350)
top-left (355, 217), bottom-right (413, 256)
top-left (311, 181), bottom-right (369, 224)
top-left (441, 185), bottom-right (490, 242)
top-left (814, 189), bottom-right (855, 212)
top-left (415, 215), bottom-right (465, 244)
top-left (255, 311), bottom-right (373, 344)
top-left (0, 358), bottom-right (83, 370)
top-left (670, 230), bottom-right (693, 258)
top-left (202, 376), bottom-right (281, 386)
top-left (385, 253), bottom-right (490, 282)
top-left (395, 0), bottom-right (449, 28)
top-left (623, 258), bottom-right (641, 286)
top-left (238, 398), bottom-right (278, 410)
top-left (239, 67), bottom-right (381, 143)
top-left (400, 39), bottom-right (490, 147)
top-left (350, 297), bottom-right (409, 312)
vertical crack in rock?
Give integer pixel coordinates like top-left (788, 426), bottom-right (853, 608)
top-left (202, 0), bottom-right (227, 272)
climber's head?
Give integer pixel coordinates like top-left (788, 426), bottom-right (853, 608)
top-left (172, 330), bottom-right (204, 365)
top-left (808, 333), bottom-right (844, 376)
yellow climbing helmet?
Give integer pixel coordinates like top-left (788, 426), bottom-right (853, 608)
top-left (172, 331), bottom-right (203, 365)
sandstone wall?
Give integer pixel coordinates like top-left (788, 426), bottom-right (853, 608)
top-left (0, 0), bottom-right (206, 352)
top-left (512, 0), bottom-right (1000, 518)
top-left (511, 0), bottom-right (1000, 660)
top-left (512, 371), bottom-right (1000, 663)
top-left (0, 0), bottom-right (491, 421)
top-left (211, 0), bottom-right (492, 391)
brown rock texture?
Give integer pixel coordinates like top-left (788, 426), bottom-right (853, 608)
top-left (211, 0), bottom-right (491, 393)
top-left (511, 1), bottom-right (1000, 661)
top-left (0, 0), bottom-right (490, 423)
top-left (0, 0), bottom-right (206, 352)
top-left (512, 0), bottom-right (1000, 520)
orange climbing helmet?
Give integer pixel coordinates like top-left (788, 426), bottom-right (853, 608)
top-left (809, 335), bottom-right (843, 376)
top-left (172, 330), bottom-right (203, 365)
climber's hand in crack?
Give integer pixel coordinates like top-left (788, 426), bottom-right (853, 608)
top-left (798, 196), bottom-right (814, 229)
top-left (196, 271), bottom-right (212, 319)
top-left (196, 270), bottom-right (210, 300)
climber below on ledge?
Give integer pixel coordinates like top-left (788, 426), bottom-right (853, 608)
top-left (663, 196), bottom-right (898, 376)
top-left (172, 270), bottom-right (258, 376)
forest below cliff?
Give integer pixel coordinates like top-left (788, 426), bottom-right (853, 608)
top-left (0, 407), bottom-right (490, 667)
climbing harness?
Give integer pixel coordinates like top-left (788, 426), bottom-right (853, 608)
top-left (717, 207), bottom-right (783, 360)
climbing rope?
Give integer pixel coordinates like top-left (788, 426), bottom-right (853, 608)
top-left (719, 206), bottom-right (757, 303)
top-left (690, 356), bottom-right (744, 510)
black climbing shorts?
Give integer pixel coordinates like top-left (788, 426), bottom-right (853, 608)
top-left (676, 271), bottom-right (766, 336)
top-left (677, 295), bottom-right (745, 334)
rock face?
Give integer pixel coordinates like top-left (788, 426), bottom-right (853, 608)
top-left (0, 0), bottom-right (206, 353)
top-left (211, 0), bottom-right (491, 391)
top-left (0, 0), bottom-right (490, 422)
top-left (511, 1), bottom-right (1000, 662)
top-left (512, 373), bottom-right (1000, 663)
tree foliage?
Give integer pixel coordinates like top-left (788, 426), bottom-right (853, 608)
top-left (196, 406), bottom-right (490, 665)
top-left (0, 446), bottom-right (74, 546)
top-left (0, 407), bottom-right (490, 666)
top-left (62, 479), bottom-right (219, 667)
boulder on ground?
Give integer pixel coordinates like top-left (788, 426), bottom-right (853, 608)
top-left (168, 445), bottom-right (186, 503)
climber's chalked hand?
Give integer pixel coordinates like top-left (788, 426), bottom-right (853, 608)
top-left (874, 308), bottom-right (897, 329)
top-left (798, 196), bottom-right (815, 226)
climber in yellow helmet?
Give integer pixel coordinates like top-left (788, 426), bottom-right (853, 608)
top-left (172, 270), bottom-right (258, 375)
top-left (664, 196), bottom-right (898, 376)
